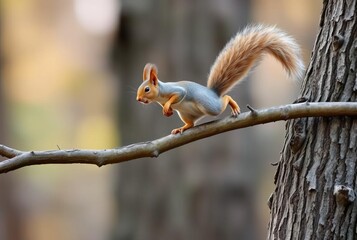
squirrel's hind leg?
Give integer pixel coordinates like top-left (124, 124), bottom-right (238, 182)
top-left (171, 122), bottom-right (194, 134)
top-left (171, 114), bottom-right (195, 134)
top-left (221, 95), bottom-right (241, 116)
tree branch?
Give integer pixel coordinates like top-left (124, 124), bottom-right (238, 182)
top-left (0, 102), bottom-right (356, 174)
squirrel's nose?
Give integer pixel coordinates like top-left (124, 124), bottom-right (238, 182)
top-left (136, 96), bottom-right (142, 102)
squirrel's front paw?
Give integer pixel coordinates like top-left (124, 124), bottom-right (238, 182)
top-left (163, 107), bottom-right (173, 117)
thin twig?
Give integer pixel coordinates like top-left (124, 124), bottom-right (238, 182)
top-left (247, 104), bottom-right (258, 115)
top-left (0, 102), bottom-right (356, 174)
top-left (0, 145), bottom-right (23, 158)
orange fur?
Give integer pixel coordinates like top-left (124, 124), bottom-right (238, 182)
top-left (207, 25), bottom-right (304, 96)
top-left (143, 63), bottom-right (158, 82)
top-left (137, 64), bottom-right (160, 104)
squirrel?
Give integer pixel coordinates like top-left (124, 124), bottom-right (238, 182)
top-left (136, 25), bottom-right (305, 134)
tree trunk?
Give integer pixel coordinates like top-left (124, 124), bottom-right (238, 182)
top-left (112, 1), bottom-right (263, 239)
top-left (0, 16), bottom-right (25, 240)
top-left (268, 1), bottom-right (357, 239)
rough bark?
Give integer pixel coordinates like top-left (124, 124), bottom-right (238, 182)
top-left (268, 1), bottom-right (357, 239)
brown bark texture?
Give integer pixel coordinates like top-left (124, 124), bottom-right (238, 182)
top-left (268, 1), bottom-right (357, 239)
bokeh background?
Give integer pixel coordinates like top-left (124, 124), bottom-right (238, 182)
top-left (0, 0), bottom-right (321, 239)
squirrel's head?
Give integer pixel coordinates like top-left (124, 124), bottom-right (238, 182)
top-left (136, 63), bottom-right (160, 104)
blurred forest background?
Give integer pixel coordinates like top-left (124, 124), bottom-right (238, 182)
top-left (0, 0), bottom-right (321, 239)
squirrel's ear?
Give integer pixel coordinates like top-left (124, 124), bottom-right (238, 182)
top-left (143, 63), bottom-right (158, 85)
top-left (143, 63), bottom-right (150, 81)
top-left (149, 65), bottom-right (158, 86)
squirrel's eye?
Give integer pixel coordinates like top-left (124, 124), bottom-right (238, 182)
top-left (144, 86), bottom-right (150, 93)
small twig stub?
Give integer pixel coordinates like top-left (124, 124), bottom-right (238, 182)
top-left (334, 185), bottom-right (356, 205)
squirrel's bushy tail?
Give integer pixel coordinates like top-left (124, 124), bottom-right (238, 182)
top-left (207, 25), bottom-right (305, 96)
